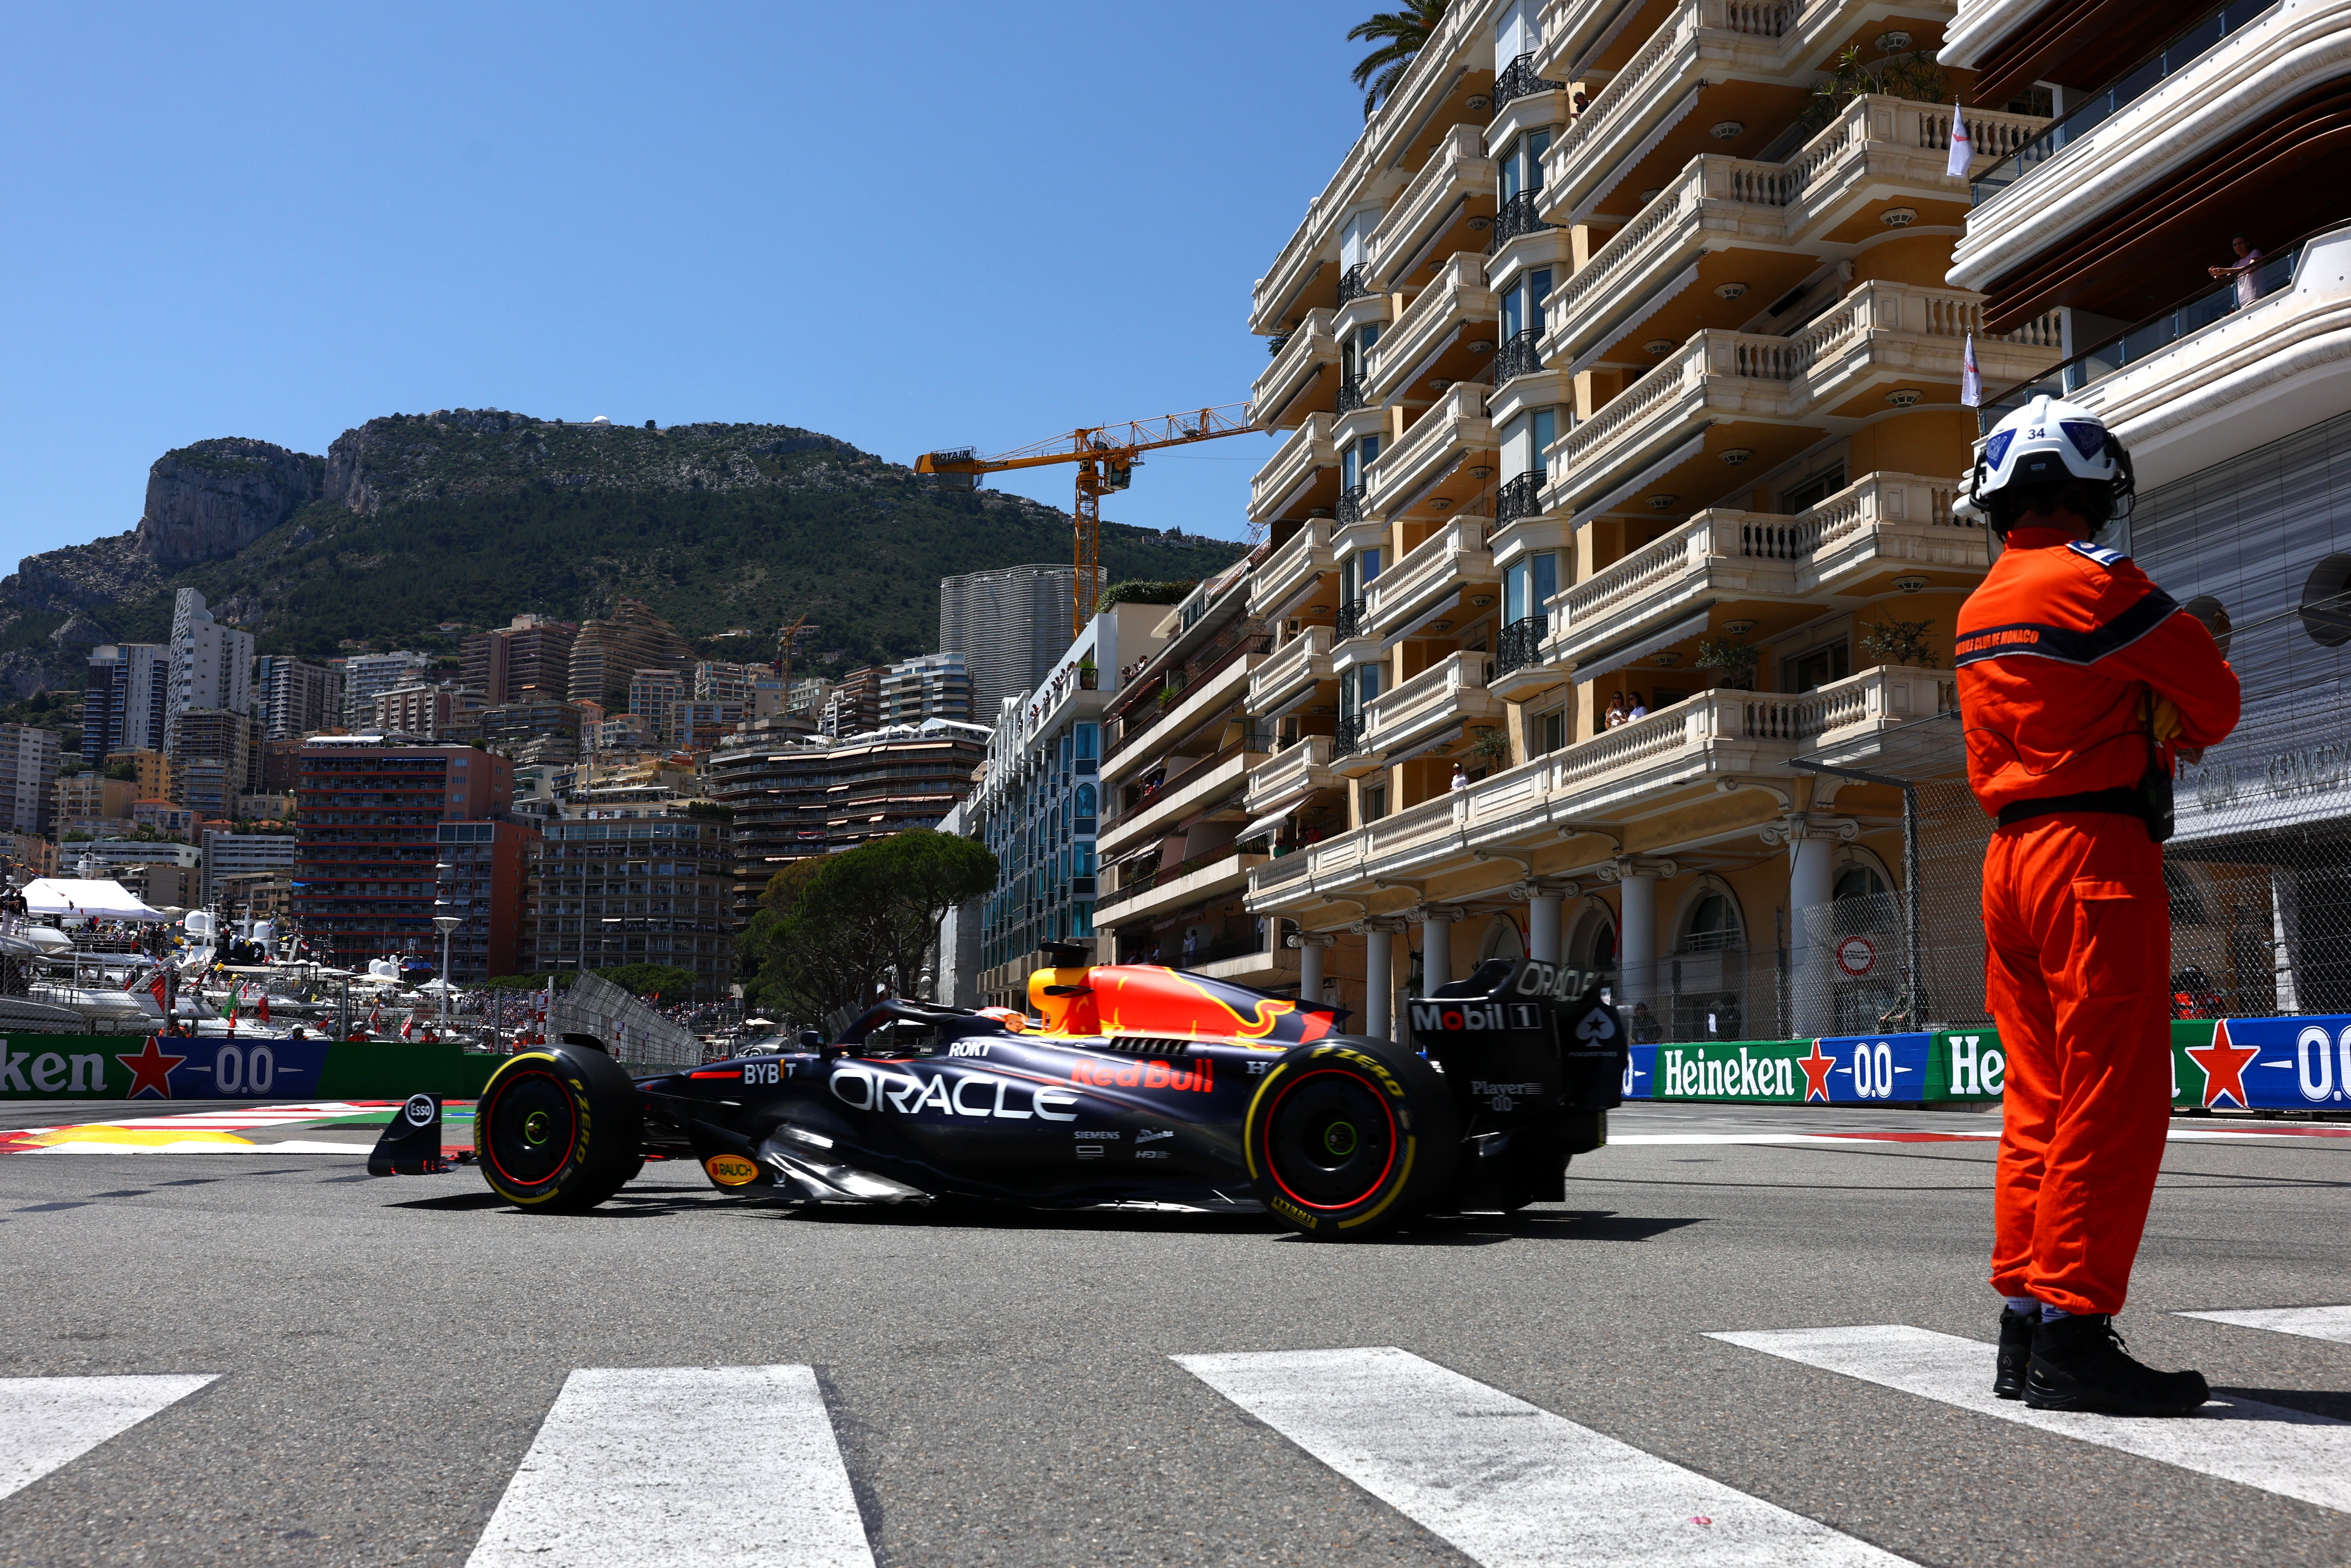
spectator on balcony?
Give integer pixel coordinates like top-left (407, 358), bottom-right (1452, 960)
top-left (1450, 762), bottom-right (1471, 792)
top-left (1627, 692), bottom-right (1649, 721)
top-left (1572, 90), bottom-right (1590, 114)
top-left (2209, 237), bottom-right (2264, 309)
top-left (1605, 691), bottom-right (1629, 728)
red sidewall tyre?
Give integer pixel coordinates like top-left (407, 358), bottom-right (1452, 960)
top-left (476, 1047), bottom-right (642, 1212)
top-left (1243, 1038), bottom-right (1458, 1239)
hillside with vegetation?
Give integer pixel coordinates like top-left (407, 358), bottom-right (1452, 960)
top-left (0, 409), bottom-right (1247, 698)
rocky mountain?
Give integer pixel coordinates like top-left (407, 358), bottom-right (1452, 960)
top-left (0, 409), bottom-right (1246, 699)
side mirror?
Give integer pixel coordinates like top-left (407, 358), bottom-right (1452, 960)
top-left (797, 1029), bottom-right (825, 1051)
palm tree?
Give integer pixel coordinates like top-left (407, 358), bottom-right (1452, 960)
top-left (1349, 0), bottom-right (1451, 118)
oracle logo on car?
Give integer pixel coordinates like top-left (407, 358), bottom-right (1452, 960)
top-left (829, 1066), bottom-right (1078, 1121)
top-left (1066, 1056), bottom-right (1215, 1093)
top-left (1409, 1002), bottom-right (1541, 1033)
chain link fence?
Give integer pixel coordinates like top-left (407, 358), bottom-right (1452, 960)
top-left (551, 971), bottom-right (705, 1070)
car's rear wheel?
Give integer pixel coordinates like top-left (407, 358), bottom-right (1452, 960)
top-left (476, 1046), bottom-right (641, 1212)
top-left (1244, 1038), bottom-right (1458, 1239)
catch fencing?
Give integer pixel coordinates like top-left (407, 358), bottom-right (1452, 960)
top-left (550, 971), bottom-right (705, 1070)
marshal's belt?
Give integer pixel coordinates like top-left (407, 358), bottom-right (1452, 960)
top-left (1994, 786), bottom-right (2147, 829)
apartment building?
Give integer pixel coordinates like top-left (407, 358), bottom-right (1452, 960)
top-left (256, 655), bottom-right (346, 742)
top-left (568, 599), bottom-right (695, 708)
top-left (820, 667), bottom-right (883, 738)
top-left (0, 724), bottom-right (60, 836)
top-left (939, 564), bottom-right (1081, 719)
top-left (106, 748), bottom-right (172, 801)
top-left (339, 651), bottom-right (432, 727)
top-left (463, 615), bottom-right (578, 704)
top-left (51, 773), bottom-right (135, 838)
top-left (431, 818), bottom-right (539, 983)
top-left (482, 697), bottom-right (585, 759)
top-left (166, 709), bottom-right (254, 818)
top-left (1945, 0), bottom-right (2351, 1014)
top-left (708, 721), bottom-right (991, 921)
top-left (290, 738), bottom-right (516, 971)
top-left (970, 604), bottom-right (1166, 1007)
top-left (627, 667), bottom-right (688, 745)
top-left (201, 828), bottom-right (297, 908)
top-left (518, 816), bottom-right (734, 997)
top-left (165, 589), bottom-right (253, 750)
top-left (880, 652), bottom-right (973, 726)
top-left (82, 644), bottom-right (169, 761)
top-left (1229, 0), bottom-right (2060, 1042)
top-left (373, 682), bottom-right (488, 741)
top-left (1090, 564), bottom-right (1289, 986)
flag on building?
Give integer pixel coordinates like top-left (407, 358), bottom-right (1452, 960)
top-left (1946, 107), bottom-right (1974, 179)
top-left (1961, 333), bottom-right (1983, 407)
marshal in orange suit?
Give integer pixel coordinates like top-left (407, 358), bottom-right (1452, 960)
top-left (1954, 396), bottom-right (2238, 1417)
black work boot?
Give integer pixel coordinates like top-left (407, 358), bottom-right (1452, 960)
top-left (1994, 1307), bottom-right (2036, 1399)
top-left (2024, 1314), bottom-right (2210, 1416)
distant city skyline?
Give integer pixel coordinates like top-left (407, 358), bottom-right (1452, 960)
top-left (1, 3), bottom-right (1372, 560)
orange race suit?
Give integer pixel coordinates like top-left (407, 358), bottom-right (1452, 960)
top-left (1954, 527), bottom-right (2238, 1316)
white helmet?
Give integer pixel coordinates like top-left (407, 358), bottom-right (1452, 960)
top-left (1963, 394), bottom-right (2135, 533)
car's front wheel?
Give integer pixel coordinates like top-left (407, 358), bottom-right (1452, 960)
top-left (476, 1045), bottom-right (642, 1212)
top-left (1244, 1038), bottom-right (1458, 1239)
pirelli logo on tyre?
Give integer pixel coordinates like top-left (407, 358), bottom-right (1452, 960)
top-left (1268, 1195), bottom-right (1316, 1229)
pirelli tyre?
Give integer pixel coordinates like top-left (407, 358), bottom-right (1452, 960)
top-left (476, 1046), bottom-right (643, 1212)
top-left (1244, 1037), bottom-right (1459, 1239)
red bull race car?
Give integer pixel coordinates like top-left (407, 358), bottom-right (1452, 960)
top-left (374, 951), bottom-right (1626, 1238)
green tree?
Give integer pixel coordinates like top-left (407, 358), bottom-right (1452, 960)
top-left (1349, 0), bottom-right (1451, 117)
top-left (594, 961), bottom-right (698, 999)
top-left (740, 830), bottom-right (996, 1026)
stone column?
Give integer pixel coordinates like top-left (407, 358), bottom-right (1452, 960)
top-left (1290, 931), bottom-right (1335, 1003)
top-left (1515, 880), bottom-right (1574, 967)
top-left (1420, 907), bottom-right (1462, 992)
top-left (1362, 925), bottom-right (1395, 1040)
top-left (1617, 871), bottom-right (1657, 1015)
top-left (1782, 817), bottom-right (1847, 1039)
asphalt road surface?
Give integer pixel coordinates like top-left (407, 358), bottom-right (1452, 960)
top-left (1, 1100), bottom-right (2345, 1567)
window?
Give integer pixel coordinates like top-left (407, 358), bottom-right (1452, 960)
top-left (1683, 892), bottom-right (1744, 952)
top-left (1527, 705), bottom-right (1567, 756)
top-left (1340, 323), bottom-right (1382, 386)
top-left (1498, 130), bottom-right (1552, 202)
top-left (1504, 554), bottom-right (1558, 625)
top-left (1362, 784), bottom-right (1388, 822)
top-left (1780, 462), bottom-right (1846, 514)
top-left (1833, 865), bottom-right (1889, 902)
top-left (1074, 724), bottom-right (1096, 759)
top-left (1786, 640), bottom-right (1850, 693)
top-left (1340, 437), bottom-right (1382, 494)
top-left (1499, 269), bottom-right (1554, 343)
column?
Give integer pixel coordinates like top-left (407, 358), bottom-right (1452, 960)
top-left (1420, 908), bottom-right (1461, 992)
top-left (1617, 872), bottom-right (1656, 1017)
top-left (1292, 932), bottom-right (1334, 1003)
top-left (1788, 822), bottom-right (1840, 1039)
top-left (1528, 891), bottom-right (1563, 967)
top-left (1363, 926), bottom-right (1394, 1040)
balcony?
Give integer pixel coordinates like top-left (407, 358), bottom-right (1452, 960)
top-left (1331, 712), bottom-right (1384, 778)
top-left (1486, 191), bottom-right (1553, 258)
top-left (1248, 626), bottom-right (1337, 718)
top-left (1095, 846), bottom-right (1269, 930)
top-left (1550, 286), bottom-right (2063, 518)
top-left (1368, 252), bottom-right (1499, 403)
top-left (1488, 615), bottom-right (1567, 703)
top-left (1103, 639), bottom-right (1268, 780)
top-left (1254, 309), bottom-right (1337, 429)
top-left (1547, 98), bottom-right (2049, 368)
top-left (1248, 520), bottom-right (1338, 620)
top-left (1098, 745), bottom-right (1268, 859)
top-left (1555, 471), bottom-right (1976, 667)
top-left (1975, 224), bottom-right (2351, 491)
top-left (1367, 124), bottom-right (1496, 290)
top-left (1362, 382), bottom-right (1496, 520)
top-left (1364, 514), bottom-right (1500, 643)
top-left (1249, 412), bottom-right (1334, 526)
top-left (1492, 50), bottom-right (1565, 109)
top-left (1247, 734), bottom-right (1341, 815)
top-left (1363, 649), bottom-right (1505, 758)
top-left (1245, 666), bottom-right (1953, 913)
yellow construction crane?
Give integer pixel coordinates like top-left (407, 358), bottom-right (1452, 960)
top-left (775, 614), bottom-right (810, 688)
top-left (916, 402), bottom-right (1255, 635)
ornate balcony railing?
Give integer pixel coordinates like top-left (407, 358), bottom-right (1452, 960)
top-left (1334, 596), bottom-right (1371, 641)
top-left (1334, 484), bottom-right (1368, 527)
top-left (1495, 616), bottom-right (1549, 677)
top-left (1334, 712), bottom-right (1368, 758)
top-left (1493, 326), bottom-right (1544, 387)
top-left (1335, 375), bottom-right (1370, 415)
top-left (1336, 263), bottom-right (1372, 305)
top-left (1495, 471), bottom-right (1545, 527)
top-left (1492, 51), bottom-right (1566, 109)
top-left (1487, 190), bottom-right (1552, 256)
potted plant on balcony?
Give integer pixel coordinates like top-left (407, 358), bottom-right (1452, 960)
top-left (1860, 620), bottom-right (1938, 668)
top-left (1471, 726), bottom-right (1511, 768)
top-left (1696, 638), bottom-right (1760, 691)
top-left (1077, 657), bottom-right (1099, 690)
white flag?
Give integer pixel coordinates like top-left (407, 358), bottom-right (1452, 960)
top-left (1961, 333), bottom-right (1983, 407)
top-left (1946, 107), bottom-right (1974, 178)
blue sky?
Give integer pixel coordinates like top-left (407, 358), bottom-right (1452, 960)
top-left (1, 3), bottom-right (1375, 561)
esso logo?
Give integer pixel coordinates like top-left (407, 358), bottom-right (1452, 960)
top-left (402, 1093), bottom-right (436, 1127)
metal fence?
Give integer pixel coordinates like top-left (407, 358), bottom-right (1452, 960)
top-left (551, 971), bottom-right (705, 1070)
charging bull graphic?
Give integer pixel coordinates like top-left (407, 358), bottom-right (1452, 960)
top-left (1028, 964), bottom-right (1343, 1044)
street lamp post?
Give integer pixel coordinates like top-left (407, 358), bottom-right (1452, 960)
top-left (433, 914), bottom-right (462, 1029)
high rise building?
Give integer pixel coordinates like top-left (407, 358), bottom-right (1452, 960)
top-left (167, 709), bottom-right (255, 818)
top-left (256, 655), bottom-right (346, 741)
top-left (201, 828), bottom-right (298, 908)
top-left (339, 651), bottom-right (433, 727)
top-left (106, 748), bottom-right (172, 801)
top-left (290, 737), bottom-right (516, 971)
top-left (691, 660), bottom-right (773, 705)
top-left (518, 815), bottom-right (734, 997)
top-left (372, 682), bottom-right (484, 739)
top-left (939, 564), bottom-right (1081, 721)
top-left (463, 615), bottom-right (578, 704)
top-left (431, 819), bottom-right (539, 983)
top-left (0, 724), bottom-right (61, 837)
top-left (567, 599), bottom-right (695, 708)
top-left (165, 590), bottom-right (253, 750)
top-left (82, 644), bottom-right (169, 762)
top-left (819, 667), bottom-right (883, 738)
top-left (51, 773), bottom-right (136, 838)
top-left (1213, 0), bottom-right (2063, 1043)
top-left (880, 652), bottom-right (972, 726)
top-left (627, 667), bottom-right (689, 746)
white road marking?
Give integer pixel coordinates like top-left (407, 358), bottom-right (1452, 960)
top-left (1174, 1346), bottom-right (1900, 1566)
top-left (465, 1364), bottom-right (874, 1568)
top-left (1713, 1325), bottom-right (2351, 1514)
top-left (2179, 1305), bottom-right (2351, 1346)
top-left (0, 1375), bottom-right (218, 1501)
top-left (25, 1140), bottom-right (369, 1155)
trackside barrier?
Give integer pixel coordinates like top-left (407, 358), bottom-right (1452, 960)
top-left (0, 1035), bottom-right (505, 1101)
top-left (1620, 1014), bottom-right (2351, 1114)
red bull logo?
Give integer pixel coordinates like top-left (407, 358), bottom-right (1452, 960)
top-left (1080, 966), bottom-right (1339, 1044)
top-left (1067, 1055), bottom-right (1216, 1093)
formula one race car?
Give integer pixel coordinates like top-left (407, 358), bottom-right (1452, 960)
top-left (396, 951), bottom-right (1625, 1239)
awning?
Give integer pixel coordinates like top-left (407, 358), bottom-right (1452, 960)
top-left (22, 878), bottom-right (170, 922)
top-left (1106, 838), bottom-right (1170, 869)
top-left (1572, 603), bottom-right (1714, 687)
top-left (1571, 431), bottom-right (1709, 525)
top-left (1236, 800), bottom-right (1306, 842)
